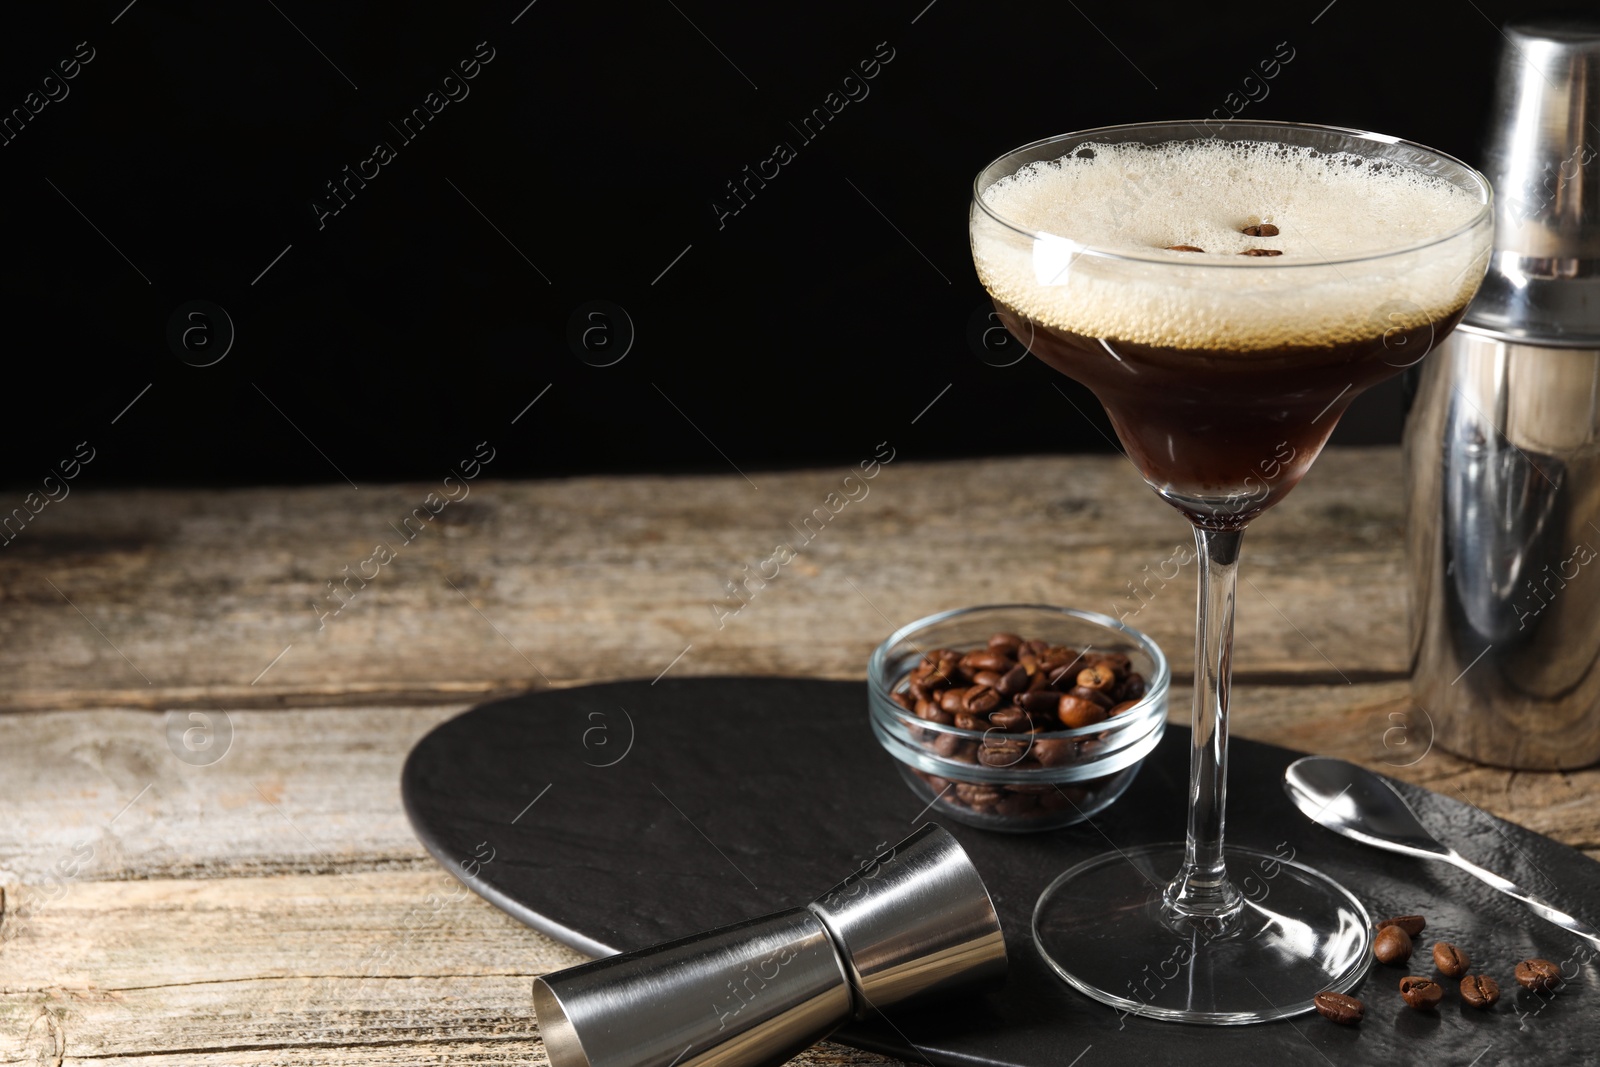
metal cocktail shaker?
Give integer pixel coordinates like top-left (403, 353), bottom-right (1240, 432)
top-left (1406, 18), bottom-right (1600, 769)
top-left (532, 823), bottom-right (1006, 1067)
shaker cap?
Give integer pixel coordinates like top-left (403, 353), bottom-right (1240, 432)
top-left (1467, 17), bottom-right (1600, 342)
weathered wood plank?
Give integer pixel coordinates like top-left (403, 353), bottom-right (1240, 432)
top-left (0, 450), bottom-right (1411, 712)
top-left (1, 694), bottom-right (1592, 896)
top-left (0, 870), bottom-right (893, 1067)
top-left (0, 873), bottom-right (892, 1067)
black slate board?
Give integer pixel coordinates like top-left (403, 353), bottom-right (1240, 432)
top-left (401, 678), bottom-right (1600, 1066)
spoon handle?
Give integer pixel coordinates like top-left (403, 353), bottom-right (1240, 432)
top-left (1446, 851), bottom-right (1600, 951)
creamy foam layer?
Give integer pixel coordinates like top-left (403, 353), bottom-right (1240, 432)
top-left (972, 140), bottom-right (1490, 352)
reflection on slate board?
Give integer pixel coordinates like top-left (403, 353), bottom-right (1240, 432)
top-left (402, 678), bottom-right (1600, 1065)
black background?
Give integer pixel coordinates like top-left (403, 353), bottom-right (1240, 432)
top-left (1, 0), bottom-right (1585, 487)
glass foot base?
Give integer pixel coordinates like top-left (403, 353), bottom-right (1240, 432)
top-left (1032, 842), bottom-right (1372, 1025)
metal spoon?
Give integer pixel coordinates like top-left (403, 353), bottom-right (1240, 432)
top-left (1284, 755), bottom-right (1600, 950)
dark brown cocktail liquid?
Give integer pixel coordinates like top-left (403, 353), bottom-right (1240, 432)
top-left (993, 301), bottom-right (1468, 527)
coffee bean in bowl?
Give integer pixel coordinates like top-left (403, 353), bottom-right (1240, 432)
top-left (869, 605), bottom-right (1170, 832)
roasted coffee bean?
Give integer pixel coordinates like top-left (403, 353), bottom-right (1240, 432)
top-left (1041, 785), bottom-right (1087, 810)
top-left (931, 731), bottom-right (964, 758)
top-left (1069, 685), bottom-right (1114, 709)
top-left (1166, 244), bottom-right (1205, 252)
top-left (971, 669), bottom-right (1003, 689)
top-left (927, 659), bottom-right (961, 686)
top-left (915, 699), bottom-right (954, 725)
top-left (1376, 915), bottom-right (1426, 937)
top-left (943, 739), bottom-right (978, 763)
top-left (907, 678), bottom-right (932, 702)
top-left (1119, 673), bottom-right (1147, 702)
top-left (1021, 638), bottom-right (1050, 658)
top-left (987, 631), bottom-right (1024, 655)
top-left (1058, 694), bottom-right (1109, 729)
top-left (1019, 689), bottom-right (1063, 715)
top-left (965, 686), bottom-right (1002, 714)
top-left (1240, 248), bottom-right (1283, 256)
top-left (1432, 941), bottom-right (1469, 978)
top-left (1031, 738), bottom-right (1074, 767)
top-left (988, 707), bottom-right (1031, 732)
top-left (978, 739), bottom-right (1028, 767)
top-left (939, 688), bottom-right (970, 714)
top-left (993, 791), bottom-right (1040, 817)
top-left (1018, 653), bottom-right (1041, 676)
top-left (1077, 664), bottom-right (1118, 691)
top-left (997, 663), bottom-right (1031, 696)
top-left (954, 782), bottom-right (1003, 806)
top-left (1109, 699), bottom-right (1141, 715)
top-left (953, 712), bottom-right (986, 731)
top-left (891, 690), bottom-right (915, 711)
top-left (1025, 669), bottom-right (1051, 693)
top-left (1006, 781), bottom-right (1055, 794)
top-left (1514, 958), bottom-right (1562, 992)
top-left (1045, 665), bottom-right (1079, 690)
top-left (1399, 976), bottom-right (1443, 1011)
top-left (1086, 650), bottom-right (1131, 672)
top-left (1460, 974), bottom-right (1500, 1009)
top-left (1312, 990), bottom-right (1363, 1025)
top-left (1374, 924), bottom-right (1413, 965)
top-left (961, 649), bottom-right (1014, 674)
top-left (1241, 223), bottom-right (1280, 237)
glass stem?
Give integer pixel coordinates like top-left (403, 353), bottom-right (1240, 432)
top-left (1165, 525), bottom-right (1245, 923)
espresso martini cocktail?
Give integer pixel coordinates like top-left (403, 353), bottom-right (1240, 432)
top-left (970, 123), bottom-right (1492, 1023)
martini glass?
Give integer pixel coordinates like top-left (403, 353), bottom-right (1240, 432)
top-left (969, 121), bottom-right (1492, 1023)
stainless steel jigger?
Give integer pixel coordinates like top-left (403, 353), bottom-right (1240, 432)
top-left (532, 824), bottom-right (1006, 1067)
top-left (1405, 17), bottom-right (1600, 769)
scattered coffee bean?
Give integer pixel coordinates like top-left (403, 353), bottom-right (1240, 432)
top-left (1110, 700), bottom-right (1140, 715)
top-left (1374, 924), bottom-right (1413, 965)
top-left (1166, 244), bottom-right (1205, 252)
top-left (1432, 941), bottom-right (1469, 978)
top-left (1241, 223), bottom-right (1280, 237)
top-left (1376, 915), bottom-right (1427, 937)
top-left (1312, 990), bottom-right (1363, 1024)
top-left (1514, 958), bottom-right (1562, 992)
top-left (1399, 976), bottom-right (1443, 1011)
top-left (1460, 974), bottom-right (1500, 1009)
top-left (1240, 248), bottom-right (1283, 256)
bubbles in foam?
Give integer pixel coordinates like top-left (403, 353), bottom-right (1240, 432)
top-left (971, 139), bottom-right (1490, 352)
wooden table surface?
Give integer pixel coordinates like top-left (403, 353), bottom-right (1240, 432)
top-left (3, 447), bottom-right (1596, 1065)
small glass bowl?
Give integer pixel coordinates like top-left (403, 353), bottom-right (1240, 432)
top-left (867, 604), bottom-right (1170, 832)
